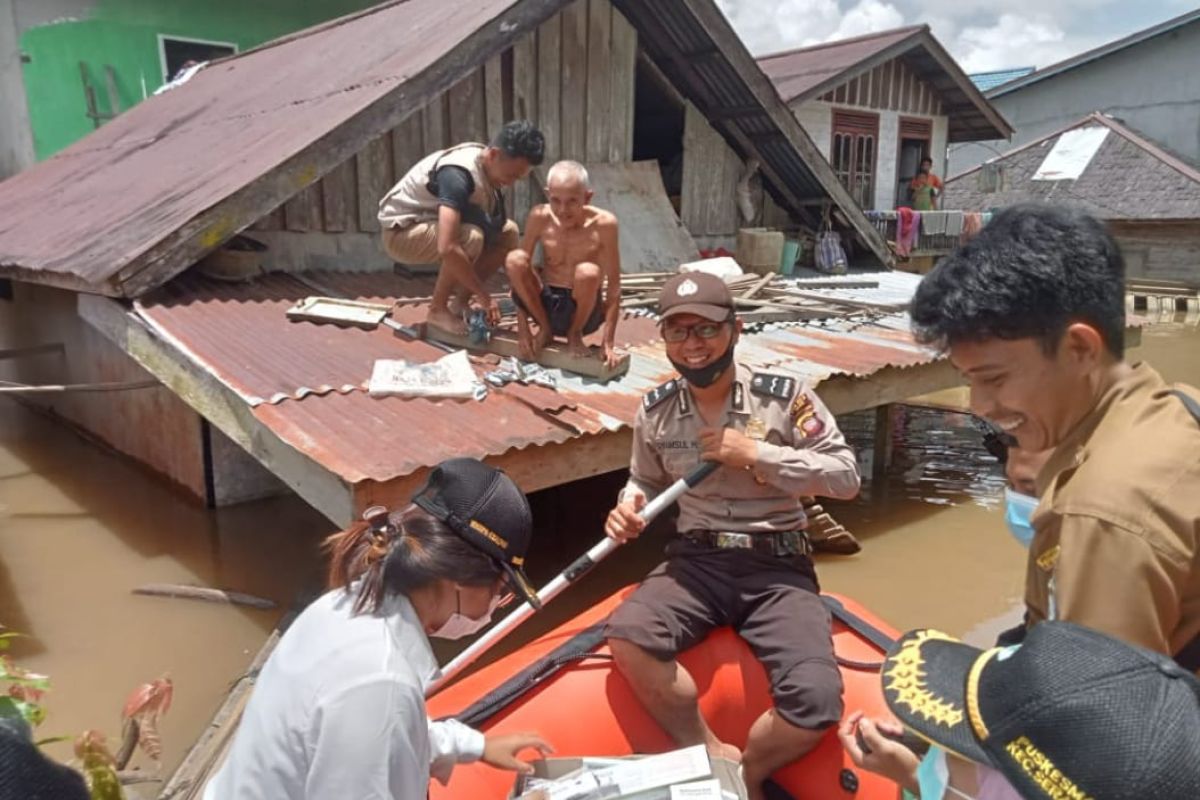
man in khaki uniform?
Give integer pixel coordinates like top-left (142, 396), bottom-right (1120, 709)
top-left (378, 120), bottom-right (545, 334)
top-left (604, 272), bottom-right (861, 800)
top-left (910, 203), bottom-right (1200, 672)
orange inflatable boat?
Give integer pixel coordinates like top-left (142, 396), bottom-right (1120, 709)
top-left (426, 587), bottom-right (900, 800)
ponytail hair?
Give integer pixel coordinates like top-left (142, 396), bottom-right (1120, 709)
top-left (324, 505), bottom-right (502, 615)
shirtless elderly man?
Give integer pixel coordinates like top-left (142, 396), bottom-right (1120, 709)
top-left (504, 161), bottom-right (622, 367)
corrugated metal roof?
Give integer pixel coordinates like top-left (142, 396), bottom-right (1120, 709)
top-left (987, 8), bottom-right (1200, 98)
top-left (0, 0), bottom-right (895, 295)
top-left (756, 26), bottom-right (1012, 143)
top-left (969, 67), bottom-right (1035, 92)
top-left (0, 0), bottom-right (558, 297)
top-left (944, 113), bottom-right (1200, 220)
top-left (133, 270), bottom-right (937, 486)
top-left (757, 27), bottom-right (923, 102)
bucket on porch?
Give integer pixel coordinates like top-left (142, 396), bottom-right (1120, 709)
top-left (735, 228), bottom-right (785, 276)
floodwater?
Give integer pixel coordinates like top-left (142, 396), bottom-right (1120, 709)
top-left (1, 313), bottom-right (1196, 782)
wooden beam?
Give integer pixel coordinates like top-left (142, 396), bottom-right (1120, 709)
top-left (560, 1), bottom-right (589, 161)
top-left (609, 6), bottom-right (637, 163)
top-left (585, 0), bottom-right (613, 162)
top-left (420, 323), bottom-right (630, 380)
top-left (355, 133), bottom-right (393, 233)
top-left (77, 294), bottom-right (356, 526)
top-left (284, 183), bottom-right (323, 232)
top-left (320, 159), bottom-right (357, 233)
top-left (113, 0), bottom-right (570, 297)
top-left (513, 31), bottom-right (538, 222)
top-left (391, 110), bottom-right (426, 184)
top-left (448, 69), bottom-right (488, 144)
top-left (816, 358), bottom-right (960, 416)
top-left (537, 14), bottom-right (562, 165)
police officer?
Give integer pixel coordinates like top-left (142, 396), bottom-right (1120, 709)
top-left (603, 272), bottom-right (861, 800)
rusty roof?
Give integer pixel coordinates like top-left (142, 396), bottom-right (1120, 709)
top-left (757, 26), bottom-right (1012, 143)
top-left (131, 270), bottom-right (937, 485)
top-left (0, 0), bottom-right (895, 296)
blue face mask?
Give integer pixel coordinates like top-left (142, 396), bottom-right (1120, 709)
top-left (917, 746), bottom-right (977, 800)
top-left (1003, 487), bottom-right (1038, 548)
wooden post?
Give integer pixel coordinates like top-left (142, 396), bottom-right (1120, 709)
top-left (872, 403), bottom-right (893, 486)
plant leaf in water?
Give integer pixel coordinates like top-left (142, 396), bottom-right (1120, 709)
top-left (122, 676), bottom-right (172, 762)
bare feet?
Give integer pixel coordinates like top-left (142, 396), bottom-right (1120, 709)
top-left (566, 333), bottom-right (590, 360)
top-left (427, 307), bottom-right (467, 336)
top-left (517, 326), bottom-right (536, 362)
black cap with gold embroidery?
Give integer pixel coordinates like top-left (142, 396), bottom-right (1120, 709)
top-left (882, 622), bottom-right (1200, 799)
top-left (412, 458), bottom-right (540, 609)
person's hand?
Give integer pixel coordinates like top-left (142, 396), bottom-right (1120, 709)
top-left (698, 427), bottom-right (758, 469)
top-left (481, 732), bottom-right (554, 775)
top-left (477, 296), bottom-right (501, 327)
top-left (602, 341), bottom-right (622, 369)
top-left (838, 711), bottom-right (920, 793)
top-left (605, 490), bottom-right (647, 542)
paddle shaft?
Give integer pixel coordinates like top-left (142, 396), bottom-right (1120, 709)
top-left (427, 460), bottom-right (719, 696)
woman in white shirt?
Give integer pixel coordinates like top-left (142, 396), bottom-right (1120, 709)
top-left (204, 458), bottom-right (551, 799)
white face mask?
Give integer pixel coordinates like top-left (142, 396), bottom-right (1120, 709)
top-left (430, 589), bottom-right (502, 640)
top-left (917, 746), bottom-right (978, 800)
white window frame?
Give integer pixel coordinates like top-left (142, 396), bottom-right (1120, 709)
top-left (157, 34), bottom-right (238, 83)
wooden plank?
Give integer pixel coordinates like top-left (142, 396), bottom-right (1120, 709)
top-left (449, 69), bottom-right (488, 145)
top-left (608, 7), bottom-right (637, 163)
top-left (484, 54), bottom-right (506, 136)
top-left (422, 93), bottom-right (449, 152)
top-left (420, 324), bottom-right (630, 381)
top-left (560, 1), bottom-right (589, 161)
top-left (284, 183), bottom-right (323, 232)
top-left (585, 0), bottom-right (613, 162)
top-left (355, 133), bottom-right (393, 233)
top-left (817, 359), bottom-right (960, 416)
top-left (320, 158), bottom-right (357, 233)
top-left (680, 103), bottom-right (741, 236)
top-left (250, 205), bottom-right (285, 231)
top-left (113, 0), bottom-right (569, 296)
top-left (589, 160), bottom-right (699, 272)
top-left (391, 111), bottom-right (426, 183)
top-left (536, 15), bottom-right (562, 165)
top-left (512, 31), bottom-right (538, 224)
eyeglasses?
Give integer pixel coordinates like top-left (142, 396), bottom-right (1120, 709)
top-left (661, 320), bottom-right (730, 343)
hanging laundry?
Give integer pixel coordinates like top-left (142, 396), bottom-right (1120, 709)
top-left (896, 207), bottom-right (921, 257)
top-left (960, 212), bottom-right (983, 244)
top-left (945, 210), bottom-right (964, 237)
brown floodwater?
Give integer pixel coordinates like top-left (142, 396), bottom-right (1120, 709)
top-left (1, 313), bottom-right (1196, 783)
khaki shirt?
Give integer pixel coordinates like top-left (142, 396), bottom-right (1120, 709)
top-left (1029, 363), bottom-right (1200, 667)
top-left (377, 143), bottom-right (497, 230)
top-left (623, 363), bottom-right (861, 534)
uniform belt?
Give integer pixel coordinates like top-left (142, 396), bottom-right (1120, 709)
top-left (683, 529), bottom-right (811, 557)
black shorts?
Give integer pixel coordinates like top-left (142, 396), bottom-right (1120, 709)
top-left (513, 284), bottom-right (604, 338)
top-left (605, 539), bottom-right (844, 730)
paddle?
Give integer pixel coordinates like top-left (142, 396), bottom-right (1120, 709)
top-left (427, 460), bottom-right (720, 696)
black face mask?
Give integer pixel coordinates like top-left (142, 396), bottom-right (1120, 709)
top-left (668, 340), bottom-right (735, 388)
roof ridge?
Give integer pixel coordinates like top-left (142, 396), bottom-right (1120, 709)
top-left (987, 7), bottom-right (1200, 97)
top-left (756, 24), bottom-right (925, 61)
top-left (218, 0), bottom-right (416, 63)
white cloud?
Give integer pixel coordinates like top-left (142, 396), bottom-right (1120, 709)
top-left (953, 13), bottom-right (1101, 72)
top-left (716, 0), bottom-right (903, 53)
top-left (829, 0), bottom-right (906, 41)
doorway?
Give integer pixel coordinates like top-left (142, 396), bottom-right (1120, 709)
top-left (896, 117), bottom-right (932, 208)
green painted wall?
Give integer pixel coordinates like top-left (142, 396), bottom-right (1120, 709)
top-left (20, 0), bottom-right (376, 160)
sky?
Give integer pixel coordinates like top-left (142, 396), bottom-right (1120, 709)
top-left (715, 0), bottom-right (1198, 73)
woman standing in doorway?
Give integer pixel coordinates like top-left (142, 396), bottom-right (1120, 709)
top-left (204, 458), bottom-right (551, 799)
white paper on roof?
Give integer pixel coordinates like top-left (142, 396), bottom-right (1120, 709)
top-left (1032, 127), bottom-right (1110, 181)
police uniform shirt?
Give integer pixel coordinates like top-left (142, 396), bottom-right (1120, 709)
top-left (1029, 363), bottom-right (1200, 667)
top-left (623, 363), bottom-right (861, 534)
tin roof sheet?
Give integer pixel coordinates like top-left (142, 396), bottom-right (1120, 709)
top-left (133, 270), bottom-right (937, 485)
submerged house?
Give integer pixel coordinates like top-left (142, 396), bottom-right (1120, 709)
top-left (944, 112), bottom-right (1200, 287)
top-left (0, 0), bottom-right (958, 527)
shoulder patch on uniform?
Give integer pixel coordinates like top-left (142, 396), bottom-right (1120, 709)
top-left (750, 372), bottom-right (796, 401)
top-left (643, 379), bottom-right (681, 410)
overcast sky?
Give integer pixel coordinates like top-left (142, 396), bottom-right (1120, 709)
top-left (716, 0), bottom-right (1197, 73)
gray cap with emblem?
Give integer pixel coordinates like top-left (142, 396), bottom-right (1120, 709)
top-left (659, 272), bottom-right (735, 322)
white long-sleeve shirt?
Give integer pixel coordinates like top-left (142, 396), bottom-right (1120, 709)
top-left (203, 589), bottom-right (483, 799)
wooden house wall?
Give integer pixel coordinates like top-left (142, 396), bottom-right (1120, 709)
top-left (252, 0), bottom-right (637, 256)
top-left (818, 58), bottom-right (944, 117)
